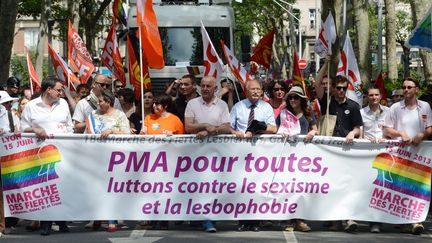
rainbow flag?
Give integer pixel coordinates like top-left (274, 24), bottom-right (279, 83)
top-left (405, 7), bottom-right (431, 52)
top-left (1, 145), bottom-right (61, 191)
top-left (372, 153), bottom-right (431, 201)
top-left (113, 0), bottom-right (127, 27)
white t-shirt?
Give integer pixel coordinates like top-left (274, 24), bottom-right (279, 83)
top-left (360, 105), bottom-right (389, 139)
top-left (185, 96), bottom-right (230, 126)
top-left (384, 99), bottom-right (432, 138)
top-left (20, 97), bottom-right (73, 134)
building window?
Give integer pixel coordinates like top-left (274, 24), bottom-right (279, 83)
top-left (309, 9), bottom-right (316, 29)
top-left (24, 28), bottom-right (39, 48)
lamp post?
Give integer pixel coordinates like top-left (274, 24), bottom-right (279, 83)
top-left (377, 0), bottom-right (383, 72)
top-left (272, 0), bottom-right (302, 55)
top-left (47, 18), bottom-right (55, 75)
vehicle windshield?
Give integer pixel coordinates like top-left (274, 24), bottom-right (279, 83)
top-left (159, 27), bottom-right (230, 66)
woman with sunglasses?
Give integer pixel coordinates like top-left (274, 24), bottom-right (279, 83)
top-left (276, 86), bottom-right (316, 232)
top-left (266, 80), bottom-right (289, 118)
top-left (278, 86), bottom-right (318, 142)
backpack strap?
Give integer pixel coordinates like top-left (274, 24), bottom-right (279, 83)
top-left (8, 110), bottom-right (14, 132)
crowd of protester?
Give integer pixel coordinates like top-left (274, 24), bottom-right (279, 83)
top-left (0, 63), bottom-right (431, 236)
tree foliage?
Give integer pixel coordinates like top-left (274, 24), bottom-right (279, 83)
top-left (232, 0), bottom-right (292, 75)
top-left (10, 50), bottom-right (48, 87)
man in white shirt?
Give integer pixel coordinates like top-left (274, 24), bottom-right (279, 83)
top-left (21, 77), bottom-right (73, 138)
top-left (0, 91), bottom-right (19, 237)
top-left (184, 76), bottom-right (231, 233)
top-left (383, 77), bottom-right (432, 235)
top-left (20, 76), bottom-right (73, 235)
top-left (185, 76), bottom-right (231, 139)
top-left (360, 86), bottom-right (389, 142)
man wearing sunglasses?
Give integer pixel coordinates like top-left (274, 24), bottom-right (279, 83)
top-left (383, 77), bottom-right (432, 235)
top-left (73, 74), bottom-right (122, 133)
top-left (316, 75), bottom-right (363, 232)
top-left (318, 76), bottom-right (363, 144)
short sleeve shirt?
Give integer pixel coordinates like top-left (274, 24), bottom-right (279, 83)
top-left (20, 97), bottom-right (73, 134)
top-left (384, 99), bottom-right (432, 137)
top-left (185, 96), bottom-right (230, 126)
top-left (360, 105), bottom-right (389, 139)
top-left (320, 96), bottom-right (363, 137)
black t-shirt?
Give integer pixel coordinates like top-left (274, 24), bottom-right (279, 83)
top-left (128, 113), bottom-right (142, 134)
top-left (319, 96), bottom-right (363, 137)
top-left (168, 93), bottom-right (200, 123)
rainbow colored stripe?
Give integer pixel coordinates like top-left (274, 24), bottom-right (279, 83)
top-left (113, 0), bottom-right (127, 26)
top-left (1, 145), bottom-right (61, 191)
top-left (372, 153), bottom-right (431, 201)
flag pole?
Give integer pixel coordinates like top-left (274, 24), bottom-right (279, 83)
top-left (225, 65), bottom-right (241, 102)
top-left (67, 60), bottom-right (70, 89)
top-left (139, 25), bottom-right (145, 123)
top-left (26, 48), bottom-right (34, 95)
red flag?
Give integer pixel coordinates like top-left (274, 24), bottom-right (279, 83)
top-left (127, 35), bottom-right (151, 99)
top-left (221, 39), bottom-right (251, 89)
top-left (101, 18), bottom-right (126, 85)
top-left (374, 71), bottom-right (387, 102)
top-left (293, 48), bottom-right (308, 98)
top-left (136, 0), bottom-right (164, 69)
top-left (68, 20), bottom-right (95, 83)
top-left (48, 43), bottom-right (80, 91)
top-left (250, 30), bottom-right (274, 69)
top-left (24, 47), bottom-right (41, 93)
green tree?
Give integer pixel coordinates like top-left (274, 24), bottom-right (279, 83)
top-left (232, 0), bottom-right (291, 77)
top-left (0, 0), bottom-right (19, 85)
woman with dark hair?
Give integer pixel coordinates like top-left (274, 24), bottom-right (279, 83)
top-left (140, 94), bottom-right (184, 230)
top-left (85, 91), bottom-right (130, 232)
top-left (142, 93), bottom-right (184, 135)
top-left (278, 86), bottom-right (318, 141)
top-left (86, 91), bottom-right (130, 139)
top-left (277, 86), bottom-right (317, 232)
top-left (266, 80), bottom-right (289, 118)
top-left (117, 88), bottom-right (136, 118)
top-left (130, 90), bottom-right (154, 134)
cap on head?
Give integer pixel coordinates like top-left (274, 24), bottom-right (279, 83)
top-left (6, 76), bottom-right (20, 88)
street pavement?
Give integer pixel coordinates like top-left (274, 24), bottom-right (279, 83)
top-left (1, 216), bottom-right (431, 243)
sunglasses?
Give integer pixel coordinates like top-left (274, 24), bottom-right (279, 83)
top-left (335, 86), bottom-right (348, 91)
top-left (116, 85), bottom-right (123, 89)
top-left (96, 82), bottom-right (111, 88)
top-left (402, 86), bottom-right (415, 90)
top-left (273, 88), bottom-right (285, 92)
top-left (288, 96), bottom-right (300, 101)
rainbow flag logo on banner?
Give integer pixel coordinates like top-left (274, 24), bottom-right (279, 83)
top-left (1, 145), bottom-right (61, 191)
top-left (372, 153), bottom-right (431, 201)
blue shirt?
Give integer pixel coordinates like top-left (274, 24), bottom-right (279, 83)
top-left (230, 99), bottom-right (276, 132)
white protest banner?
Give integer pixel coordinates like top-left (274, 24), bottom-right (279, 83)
top-left (1, 134), bottom-right (430, 223)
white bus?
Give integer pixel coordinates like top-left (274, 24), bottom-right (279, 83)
top-left (127, 0), bottom-right (235, 92)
